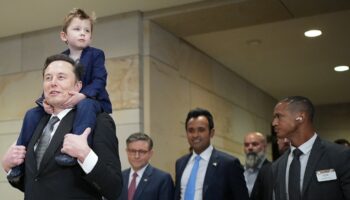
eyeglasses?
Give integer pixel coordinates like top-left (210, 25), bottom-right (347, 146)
top-left (127, 149), bottom-right (149, 156)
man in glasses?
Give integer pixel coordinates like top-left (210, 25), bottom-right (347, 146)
top-left (118, 132), bottom-right (174, 200)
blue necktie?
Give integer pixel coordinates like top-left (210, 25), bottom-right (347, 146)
top-left (184, 155), bottom-right (201, 200)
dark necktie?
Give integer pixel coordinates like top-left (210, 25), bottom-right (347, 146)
top-left (184, 155), bottom-right (201, 200)
top-left (128, 172), bottom-right (138, 200)
top-left (35, 116), bottom-right (59, 169)
top-left (289, 148), bottom-right (303, 200)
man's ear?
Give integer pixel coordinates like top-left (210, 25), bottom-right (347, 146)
top-left (210, 128), bottom-right (215, 138)
top-left (74, 80), bottom-right (82, 92)
top-left (60, 31), bottom-right (67, 42)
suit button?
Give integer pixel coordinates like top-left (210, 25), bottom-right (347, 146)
top-left (34, 178), bottom-right (39, 181)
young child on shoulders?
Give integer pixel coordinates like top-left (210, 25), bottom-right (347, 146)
top-left (8, 8), bottom-right (112, 181)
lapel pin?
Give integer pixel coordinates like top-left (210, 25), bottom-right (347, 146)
top-left (213, 162), bottom-right (217, 167)
top-left (144, 178), bottom-right (148, 182)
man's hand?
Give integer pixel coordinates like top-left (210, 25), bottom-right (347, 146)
top-left (61, 128), bottom-right (91, 163)
top-left (62, 91), bottom-right (86, 109)
top-left (2, 143), bottom-right (26, 173)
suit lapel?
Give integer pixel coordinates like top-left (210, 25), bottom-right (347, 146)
top-left (274, 150), bottom-right (289, 200)
top-left (121, 169), bottom-right (131, 199)
top-left (134, 165), bottom-right (153, 200)
top-left (302, 137), bottom-right (324, 195)
top-left (38, 111), bottom-right (75, 171)
top-left (26, 115), bottom-right (51, 173)
top-left (203, 149), bottom-right (219, 198)
top-left (178, 154), bottom-right (192, 182)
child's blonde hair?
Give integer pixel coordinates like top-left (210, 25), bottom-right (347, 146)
top-left (62, 8), bottom-right (96, 33)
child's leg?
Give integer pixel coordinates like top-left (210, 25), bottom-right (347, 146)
top-left (17, 106), bottom-right (45, 146)
top-left (9, 107), bottom-right (45, 181)
top-left (55, 98), bottom-right (101, 166)
top-left (73, 98), bottom-right (101, 146)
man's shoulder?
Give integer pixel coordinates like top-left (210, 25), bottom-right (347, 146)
top-left (212, 148), bottom-right (239, 161)
top-left (83, 46), bottom-right (104, 55)
top-left (176, 153), bottom-right (191, 163)
top-left (149, 165), bottom-right (172, 177)
top-left (96, 112), bottom-right (114, 122)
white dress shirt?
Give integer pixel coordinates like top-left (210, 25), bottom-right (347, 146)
top-left (180, 145), bottom-right (213, 200)
top-left (285, 133), bottom-right (317, 199)
top-left (128, 164), bottom-right (149, 188)
top-left (38, 109), bottom-right (98, 174)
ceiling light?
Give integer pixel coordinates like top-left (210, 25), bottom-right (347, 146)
top-left (304, 29), bottom-right (322, 38)
top-left (334, 65), bottom-right (349, 72)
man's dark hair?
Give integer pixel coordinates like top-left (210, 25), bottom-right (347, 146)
top-left (43, 54), bottom-right (84, 81)
top-left (185, 107), bottom-right (214, 130)
top-left (334, 138), bottom-right (350, 146)
top-left (126, 132), bottom-right (153, 150)
top-left (280, 96), bottom-right (315, 122)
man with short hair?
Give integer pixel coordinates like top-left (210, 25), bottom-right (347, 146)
top-left (2, 54), bottom-right (122, 200)
top-left (118, 132), bottom-right (174, 200)
top-left (174, 108), bottom-right (249, 200)
top-left (243, 132), bottom-right (270, 197)
top-left (271, 96), bottom-right (350, 200)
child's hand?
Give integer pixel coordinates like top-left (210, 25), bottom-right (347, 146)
top-left (62, 92), bottom-right (86, 109)
top-left (43, 99), bottom-right (54, 114)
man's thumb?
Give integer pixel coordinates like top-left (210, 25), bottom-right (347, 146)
top-left (82, 127), bottom-right (91, 138)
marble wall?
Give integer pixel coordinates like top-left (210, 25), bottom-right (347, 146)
top-left (143, 21), bottom-right (276, 173)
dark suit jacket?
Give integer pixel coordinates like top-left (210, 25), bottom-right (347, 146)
top-left (271, 136), bottom-right (350, 200)
top-left (118, 165), bottom-right (174, 200)
top-left (62, 46), bottom-right (112, 113)
top-left (250, 159), bottom-right (272, 200)
top-left (174, 148), bottom-right (249, 200)
top-left (10, 111), bottom-right (122, 200)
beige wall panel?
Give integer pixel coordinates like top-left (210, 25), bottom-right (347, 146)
top-left (94, 12), bottom-right (142, 59)
top-left (147, 21), bottom-right (181, 70)
top-left (148, 57), bottom-right (191, 173)
top-left (0, 36), bottom-right (22, 75)
top-left (178, 43), bottom-right (214, 92)
top-left (0, 71), bottom-right (42, 121)
top-left (211, 62), bottom-right (249, 109)
top-left (106, 56), bottom-right (140, 110)
top-left (22, 28), bottom-right (65, 71)
top-left (0, 120), bottom-right (22, 135)
top-left (246, 83), bottom-right (276, 119)
top-left (0, 182), bottom-right (23, 200)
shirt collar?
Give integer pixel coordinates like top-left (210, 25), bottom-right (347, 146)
top-left (291, 132), bottom-right (317, 155)
top-left (53, 108), bottom-right (73, 121)
top-left (191, 145), bottom-right (213, 162)
top-left (131, 163), bottom-right (149, 177)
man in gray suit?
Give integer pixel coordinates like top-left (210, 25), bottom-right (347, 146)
top-left (271, 96), bottom-right (350, 200)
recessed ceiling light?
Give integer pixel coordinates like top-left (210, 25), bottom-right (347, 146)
top-left (334, 65), bottom-right (349, 72)
top-left (304, 29), bottom-right (322, 38)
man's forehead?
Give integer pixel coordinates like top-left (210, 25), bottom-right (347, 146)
top-left (45, 61), bottom-right (74, 72)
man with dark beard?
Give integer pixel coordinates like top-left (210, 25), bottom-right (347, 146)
top-left (243, 132), bottom-right (270, 197)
